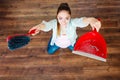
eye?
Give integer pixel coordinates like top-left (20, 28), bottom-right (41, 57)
top-left (58, 17), bottom-right (62, 20)
top-left (66, 17), bottom-right (70, 20)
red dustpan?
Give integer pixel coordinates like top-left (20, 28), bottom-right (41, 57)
top-left (72, 28), bottom-right (107, 62)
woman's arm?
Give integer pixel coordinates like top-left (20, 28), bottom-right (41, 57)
top-left (83, 17), bottom-right (101, 32)
top-left (29, 19), bottom-right (56, 36)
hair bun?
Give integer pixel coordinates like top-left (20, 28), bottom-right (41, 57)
top-left (57, 3), bottom-right (71, 15)
top-left (60, 3), bottom-right (69, 7)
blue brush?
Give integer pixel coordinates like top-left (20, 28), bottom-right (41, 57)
top-left (7, 29), bottom-right (36, 50)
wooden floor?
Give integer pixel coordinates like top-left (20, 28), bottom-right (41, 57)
top-left (0, 0), bottom-right (120, 80)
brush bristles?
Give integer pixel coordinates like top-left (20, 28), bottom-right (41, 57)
top-left (8, 35), bottom-right (30, 50)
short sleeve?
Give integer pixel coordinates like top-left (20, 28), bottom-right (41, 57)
top-left (71, 17), bottom-right (89, 28)
top-left (41, 19), bottom-right (57, 32)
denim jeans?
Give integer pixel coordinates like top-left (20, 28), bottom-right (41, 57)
top-left (47, 37), bottom-right (74, 54)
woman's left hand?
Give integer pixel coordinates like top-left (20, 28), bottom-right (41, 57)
top-left (89, 17), bottom-right (101, 32)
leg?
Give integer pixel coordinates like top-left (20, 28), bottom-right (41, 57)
top-left (68, 45), bottom-right (74, 51)
top-left (47, 38), bottom-right (60, 54)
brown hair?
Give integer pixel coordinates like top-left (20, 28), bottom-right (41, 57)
top-left (57, 3), bottom-right (71, 36)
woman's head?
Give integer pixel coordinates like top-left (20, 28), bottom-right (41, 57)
top-left (57, 3), bottom-right (71, 15)
top-left (57, 3), bottom-right (71, 26)
top-left (57, 3), bottom-right (71, 35)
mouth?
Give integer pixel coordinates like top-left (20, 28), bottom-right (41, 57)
top-left (61, 23), bottom-right (67, 25)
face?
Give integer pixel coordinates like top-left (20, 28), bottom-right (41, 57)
top-left (57, 10), bottom-right (71, 27)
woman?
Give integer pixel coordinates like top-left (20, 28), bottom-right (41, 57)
top-left (29, 3), bottom-right (101, 54)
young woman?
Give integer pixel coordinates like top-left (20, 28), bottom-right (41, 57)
top-left (29, 3), bottom-right (101, 54)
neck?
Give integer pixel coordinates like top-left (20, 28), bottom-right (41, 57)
top-left (60, 25), bottom-right (67, 28)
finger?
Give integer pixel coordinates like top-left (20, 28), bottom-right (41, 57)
top-left (91, 24), bottom-right (95, 30)
top-left (31, 32), bottom-right (38, 36)
top-left (29, 26), bottom-right (38, 33)
top-left (96, 22), bottom-right (101, 32)
top-left (35, 30), bottom-right (40, 34)
top-left (29, 28), bottom-right (35, 33)
top-left (92, 26), bottom-right (94, 30)
top-left (93, 24), bottom-right (98, 32)
top-left (31, 33), bottom-right (36, 36)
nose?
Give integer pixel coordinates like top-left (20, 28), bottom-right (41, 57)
top-left (62, 19), bottom-right (67, 24)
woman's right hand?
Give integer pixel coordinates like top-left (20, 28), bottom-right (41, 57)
top-left (29, 25), bottom-right (41, 36)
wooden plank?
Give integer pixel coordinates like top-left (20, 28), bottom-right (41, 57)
top-left (0, 0), bottom-right (120, 80)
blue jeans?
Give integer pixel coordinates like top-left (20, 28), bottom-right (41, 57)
top-left (47, 38), bottom-right (74, 54)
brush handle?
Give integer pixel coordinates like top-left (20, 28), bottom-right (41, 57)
top-left (28, 29), bottom-right (36, 35)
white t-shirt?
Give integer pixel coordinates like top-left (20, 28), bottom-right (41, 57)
top-left (55, 34), bottom-right (71, 48)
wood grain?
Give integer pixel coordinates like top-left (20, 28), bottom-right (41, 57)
top-left (0, 0), bottom-right (120, 80)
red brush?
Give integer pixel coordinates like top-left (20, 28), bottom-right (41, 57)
top-left (72, 28), bottom-right (107, 62)
top-left (7, 29), bottom-right (36, 50)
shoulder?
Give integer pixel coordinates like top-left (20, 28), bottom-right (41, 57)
top-left (41, 19), bottom-right (57, 28)
top-left (70, 17), bottom-right (89, 28)
top-left (71, 17), bottom-right (85, 22)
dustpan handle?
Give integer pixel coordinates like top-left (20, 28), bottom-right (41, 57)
top-left (97, 18), bottom-right (101, 21)
top-left (93, 28), bottom-right (97, 32)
